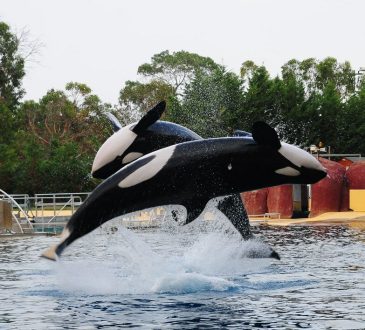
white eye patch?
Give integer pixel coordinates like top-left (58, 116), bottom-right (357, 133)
top-left (278, 142), bottom-right (325, 172)
top-left (122, 152), bottom-right (144, 164)
top-left (92, 124), bottom-right (137, 173)
top-left (275, 167), bottom-right (300, 176)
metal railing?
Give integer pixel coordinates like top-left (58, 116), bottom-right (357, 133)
top-left (34, 193), bottom-right (89, 223)
top-left (0, 194), bottom-right (31, 212)
top-left (121, 207), bottom-right (168, 228)
top-left (0, 192), bottom-right (178, 233)
top-left (0, 189), bottom-right (34, 233)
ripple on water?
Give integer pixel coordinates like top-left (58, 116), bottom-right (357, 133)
top-left (0, 219), bottom-right (365, 329)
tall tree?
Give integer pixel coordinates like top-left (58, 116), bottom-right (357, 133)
top-left (239, 65), bottom-right (275, 131)
top-left (137, 50), bottom-right (221, 95)
top-left (0, 22), bottom-right (25, 109)
top-left (281, 57), bottom-right (355, 100)
top-left (118, 80), bottom-right (173, 124)
top-left (1, 84), bottom-right (112, 194)
top-left (118, 50), bottom-right (222, 122)
top-left (167, 67), bottom-right (243, 137)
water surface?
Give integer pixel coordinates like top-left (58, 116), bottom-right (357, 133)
top-left (1, 217), bottom-right (365, 329)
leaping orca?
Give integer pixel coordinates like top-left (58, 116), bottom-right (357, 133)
top-left (92, 101), bottom-right (252, 242)
top-left (92, 101), bottom-right (201, 180)
top-left (42, 121), bottom-right (326, 260)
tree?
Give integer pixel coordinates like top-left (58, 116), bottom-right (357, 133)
top-left (0, 84), bottom-right (113, 194)
top-left (238, 65), bottom-right (275, 131)
top-left (167, 68), bottom-right (243, 137)
top-left (240, 60), bottom-right (259, 84)
top-left (137, 50), bottom-right (221, 95)
top-left (337, 83), bottom-right (365, 154)
top-left (118, 80), bottom-right (174, 124)
top-left (118, 50), bottom-right (222, 124)
top-left (0, 22), bottom-right (25, 109)
top-left (281, 57), bottom-right (355, 100)
top-left (270, 75), bottom-right (309, 145)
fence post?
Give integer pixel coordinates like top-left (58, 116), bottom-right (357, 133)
top-left (0, 200), bottom-right (13, 233)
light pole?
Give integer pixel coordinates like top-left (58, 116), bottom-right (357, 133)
top-left (355, 67), bottom-right (365, 90)
top-left (309, 142), bottom-right (326, 159)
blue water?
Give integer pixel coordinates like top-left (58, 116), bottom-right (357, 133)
top-left (1, 216), bottom-right (365, 329)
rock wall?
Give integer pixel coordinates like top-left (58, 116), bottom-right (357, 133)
top-left (310, 158), bottom-right (346, 217)
top-left (267, 185), bottom-right (293, 219)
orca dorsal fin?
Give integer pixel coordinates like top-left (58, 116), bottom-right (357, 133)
top-left (233, 130), bottom-right (252, 137)
top-left (106, 112), bottom-right (123, 132)
top-left (252, 121), bottom-right (281, 149)
top-left (132, 100), bottom-right (166, 134)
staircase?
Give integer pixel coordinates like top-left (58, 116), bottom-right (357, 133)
top-left (0, 189), bottom-right (34, 235)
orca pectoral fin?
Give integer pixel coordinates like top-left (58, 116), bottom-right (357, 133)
top-left (41, 244), bottom-right (59, 261)
top-left (106, 112), bottom-right (123, 132)
top-left (216, 194), bottom-right (252, 240)
top-left (132, 101), bottom-right (166, 134)
top-left (171, 199), bottom-right (208, 225)
top-left (40, 227), bottom-right (71, 261)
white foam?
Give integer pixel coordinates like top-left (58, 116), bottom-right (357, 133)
top-left (54, 215), bottom-right (273, 295)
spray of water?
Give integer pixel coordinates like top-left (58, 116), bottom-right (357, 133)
top-left (54, 209), bottom-right (273, 295)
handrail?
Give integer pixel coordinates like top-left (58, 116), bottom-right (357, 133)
top-left (11, 213), bottom-right (24, 234)
top-left (0, 189), bottom-right (33, 231)
top-left (0, 194), bottom-right (30, 212)
top-left (34, 193), bottom-right (88, 222)
top-left (46, 197), bottom-right (79, 223)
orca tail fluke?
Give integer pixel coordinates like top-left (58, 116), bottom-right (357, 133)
top-left (41, 244), bottom-right (59, 261)
top-left (40, 228), bottom-right (71, 261)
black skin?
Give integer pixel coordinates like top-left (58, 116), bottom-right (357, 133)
top-left (55, 133), bottom-right (326, 258)
top-left (92, 101), bottom-right (255, 248)
top-left (92, 121), bottom-right (202, 180)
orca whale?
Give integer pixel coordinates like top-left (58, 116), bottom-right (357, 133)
top-left (42, 121), bottom-right (326, 260)
top-left (92, 101), bottom-right (252, 241)
top-left (92, 101), bottom-right (201, 180)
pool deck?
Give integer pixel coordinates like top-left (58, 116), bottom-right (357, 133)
top-left (12, 209), bottom-right (365, 229)
top-left (250, 211), bottom-right (365, 227)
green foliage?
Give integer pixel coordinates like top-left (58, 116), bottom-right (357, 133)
top-left (119, 80), bottom-right (174, 123)
top-left (1, 28), bottom-right (365, 195)
top-left (137, 50), bottom-right (221, 94)
top-left (118, 50), bottom-right (222, 124)
top-left (0, 84), bottom-right (112, 194)
top-left (0, 22), bottom-right (25, 109)
top-left (166, 68), bottom-right (243, 137)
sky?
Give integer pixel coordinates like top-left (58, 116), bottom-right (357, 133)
top-left (1, 0), bottom-right (365, 104)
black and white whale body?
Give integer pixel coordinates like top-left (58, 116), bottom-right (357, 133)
top-left (92, 101), bottom-right (252, 241)
top-left (42, 122), bottom-right (326, 260)
top-left (92, 101), bottom-right (201, 180)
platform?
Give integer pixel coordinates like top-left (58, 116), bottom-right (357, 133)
top-left (250, 211), bottom-right (365, 227)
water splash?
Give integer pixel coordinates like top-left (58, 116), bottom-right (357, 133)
top-left (54, 218), bottom-right (273, 295)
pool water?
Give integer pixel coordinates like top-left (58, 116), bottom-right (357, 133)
top-left (1, 216), bottom-right (365, 329)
